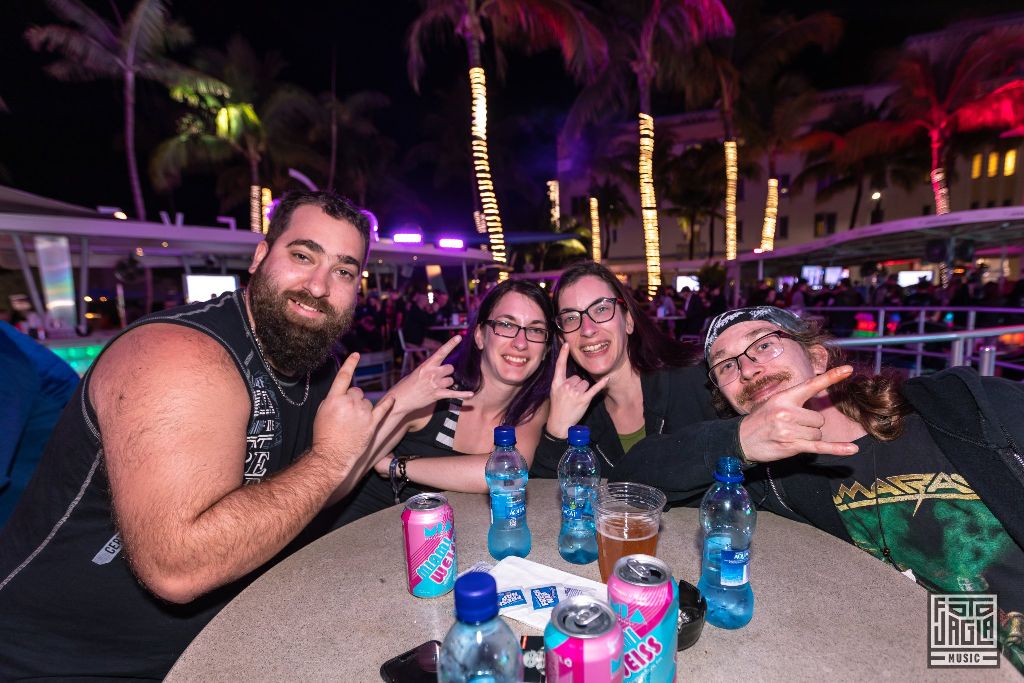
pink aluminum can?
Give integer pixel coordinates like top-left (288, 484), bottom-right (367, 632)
top-left (607, 555), bottom-right (678, 683)
top-left (402, 492), bottom-right (457, 597)
top-left (545, 596), bottom-right (624, 682)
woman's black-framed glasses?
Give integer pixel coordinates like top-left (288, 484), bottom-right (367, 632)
top-left (554, 297), bottom-right (626, 333)
top-left (708, 332), bottom-right (792, 387)
top-left (483, 319), bottom-right (550, 343)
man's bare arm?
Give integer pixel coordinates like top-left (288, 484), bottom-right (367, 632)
top-left (94, 324), bottom-right (391, 604)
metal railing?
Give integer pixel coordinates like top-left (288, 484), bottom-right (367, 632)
top-left (833, 324), bottom-right (1024, 376)
top-left (805, 305), bottom-right (1024, 377)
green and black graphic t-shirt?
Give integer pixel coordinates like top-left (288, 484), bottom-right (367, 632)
top-left (815, 414), bottom-right (1024, 673)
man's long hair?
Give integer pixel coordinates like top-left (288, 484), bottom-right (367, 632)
top-left (709, 317), bottom-right (912, 441)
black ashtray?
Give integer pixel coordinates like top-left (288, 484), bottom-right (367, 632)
top-left (677, 579), bottom-right (707, 651)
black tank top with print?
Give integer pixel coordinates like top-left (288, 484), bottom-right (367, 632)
top-left (0, 289), bottom-right (336, 680)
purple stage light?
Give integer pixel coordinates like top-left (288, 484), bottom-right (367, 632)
top-left (437, 237), bottom-right (465, 249)
top-left (393, 232), bottom-right (423, 244)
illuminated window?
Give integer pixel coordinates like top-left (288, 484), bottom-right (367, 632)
top-left (1005, 149), bottom-right (1017, 176)
top-left (971, 154), bottom-right (982, 179)
top-left (987, 152), bottom-right (999, 178)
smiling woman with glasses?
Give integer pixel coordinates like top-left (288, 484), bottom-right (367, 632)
top-left (529, 261), bottom-right (719, 484)
top-left (334, 280), bottom-right (556, 526)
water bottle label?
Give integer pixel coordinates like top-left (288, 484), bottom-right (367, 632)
top-left (561, 499), bottom-right (587, 520)
top-left (720, 549), bottom-right (749, 586)
top-left (491, 491), bottom-right (525, 522)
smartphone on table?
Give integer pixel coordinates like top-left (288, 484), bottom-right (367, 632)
top-left (380, 640), bottom-right (441, 682)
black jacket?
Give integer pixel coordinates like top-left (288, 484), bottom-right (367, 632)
top-left (529, 365), bottom-right (725, 498)
top-left (620, 367), bottom-right (1024, 551)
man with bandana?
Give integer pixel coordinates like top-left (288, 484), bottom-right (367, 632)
top-left (616, 306), bottom-right (1024, 672)
top-left (0, 191), bottom-right (468, 680)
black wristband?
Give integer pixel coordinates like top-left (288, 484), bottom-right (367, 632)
top-left (389, 456), bottom-right (402, 504)
top-left (542, 426), bottom-right (570, 443)
top-left (734, 418), bottom-right (754, 468)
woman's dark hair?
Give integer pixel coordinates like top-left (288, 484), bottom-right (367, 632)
top-left (708, 316), bottom-right (911, 441)
top-left (551, 261), bottom-right (695, 379)
top-left (451, 279), bottom-right (555, 425)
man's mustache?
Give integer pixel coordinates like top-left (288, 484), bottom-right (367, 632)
top-left (738, 371), bottom-right (792, 405)
top-left (285, 289), bottom-right (333, 315)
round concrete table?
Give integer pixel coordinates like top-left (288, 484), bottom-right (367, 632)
top-left (166, 479), bottom-right (1014, 681)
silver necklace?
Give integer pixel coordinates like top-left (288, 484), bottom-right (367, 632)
top-left (252, 331), bottom-right (311, 407)
top-left (246, 293), bottom-right (311, 407)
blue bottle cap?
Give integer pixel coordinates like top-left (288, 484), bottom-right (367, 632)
top-left (454, 571), bottom-right (499, 623)
top-left (567, 425), bottom-right (590, 446)
top-left (714, 455), bottom-right (744, 483)
top-left (494, 426), bottom-right (516, 447)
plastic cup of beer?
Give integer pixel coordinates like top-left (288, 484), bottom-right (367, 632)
top-left (594, 482), bottom-right (667, 582)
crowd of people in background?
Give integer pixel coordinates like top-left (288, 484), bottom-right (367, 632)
top-left (333, 270), bottom-right (1024, 371)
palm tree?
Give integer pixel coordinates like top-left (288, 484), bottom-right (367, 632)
top-left (682, 5), bottom-right (841, 257)
top-left (862, 27), bottom-right (1024, 215)
top-left (151, 36), bottom-right (320, 230)
top-left (588, 178), bottom-right (636, 260)
top-left (736, 73), bottom-right (818, 251)
top-left (565, 0), bottom-right (733, 295)
top-left (407, 0), bottom-right (608, 266)
top-left (661, 142), bottom-right (726, 260)
top-left (26, 0), bottom-right (224, 221)
top-left (793, 102), bottom-right (927, 230)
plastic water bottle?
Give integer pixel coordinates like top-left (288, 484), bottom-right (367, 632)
top-left (557, 425), bottom-right (599, 564)
top-left (697, 456), bottom-right (756, 629)
top-left (438, 572), bottom-right (524, 683)
top-left (485, 426), bottom-right (531, 560)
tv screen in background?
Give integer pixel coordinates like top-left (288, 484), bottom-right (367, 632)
top-left (823, 266), bottom-right (847, 286)
top-left (800, 265), bottom-right (824, 288)
top-left (675, 275), bottom-right (700, 292)
top-left (897, 270), bottom-right (934, 288)
top-left (184, 274), bottom-right (239, 304)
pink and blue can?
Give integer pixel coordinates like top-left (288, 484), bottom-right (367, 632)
top-left (545, 596), bottom-right (623, 682)
top-left (402, 493), bottom-right (457, 597)
top-left (607, 555), bottom-right (678, 683)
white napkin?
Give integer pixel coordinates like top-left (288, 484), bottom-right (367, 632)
top-left (488, 556), bottom-right (606, 630)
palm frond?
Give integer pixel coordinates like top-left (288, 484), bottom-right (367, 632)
top-left (25, 25), bottom-right (121, 78)
top-left (406, 2), bottom-right (462, 92)
top-left (123, 0), bottom-right (173, 61)
top-left (484, 0), bottom-right (608, 83)
top-left (39, 0), bottom-right (119, 48)
top-left (741, 12), bottom-right (842, 87)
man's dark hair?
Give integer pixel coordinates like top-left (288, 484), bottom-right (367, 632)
top-left (707, 316), bottom-right (911, 441)
top-left (451, 280), bottom-right (555, 425)
top-left (552, 261), bottom-right (695, 378)
top-left (265, 190), bottom-right (372, 264)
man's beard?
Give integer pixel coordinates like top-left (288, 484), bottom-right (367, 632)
top-left (738, 370), bottom-right (793, 411)
top-left (247, 264), bottom-right (354, 375)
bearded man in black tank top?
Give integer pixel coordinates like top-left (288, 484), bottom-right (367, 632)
top-left (0, 192), bottom-right (473, 680)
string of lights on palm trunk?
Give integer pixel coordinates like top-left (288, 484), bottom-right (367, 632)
top-left (724, 140), bottom-right (738, 261)
top-left (638, 113), bottom-right (662, 297)
top-left (589, 197), bottom-right (601, 263)
top-left (468, 67), bottom-right (506, 265)
top-left (760, 178), bottom-right (778, 251)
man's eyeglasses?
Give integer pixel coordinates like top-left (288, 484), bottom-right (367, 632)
top-left (708, 332), bottom-right (792, 387)
top-left (484, 319), bottom-right (550, 343)
top-left (555, 297), bottom-right (625, 333)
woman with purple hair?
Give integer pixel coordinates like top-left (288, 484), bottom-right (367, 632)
top-left (333, 279), bottom-right (556, 525)
top-left (530, 261), bottom-right (719, 495)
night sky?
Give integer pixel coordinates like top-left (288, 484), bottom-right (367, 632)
top-left (1, 0), bottom-right (1021, 238)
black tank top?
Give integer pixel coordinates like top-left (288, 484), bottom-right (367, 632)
top-left (0, 290), bottom-right (336, 680)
